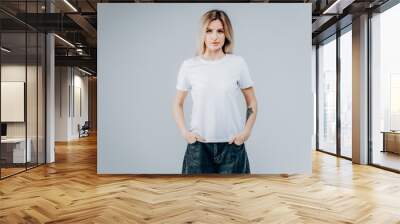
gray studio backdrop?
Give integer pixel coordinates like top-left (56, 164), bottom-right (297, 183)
top-left (98, 3), bottom-right (312, 174)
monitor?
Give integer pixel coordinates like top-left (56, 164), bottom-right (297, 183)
top-left (1, 123), bottom-right (7, 137)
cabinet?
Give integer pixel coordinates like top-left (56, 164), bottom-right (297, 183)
top-left (382, 131), bottom-right (400, 154)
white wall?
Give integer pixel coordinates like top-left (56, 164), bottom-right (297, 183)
top-left (55, 67), bottom-right (89, 141)
top-left (1, 65), bottom-right (39, 138)
top-left (55, 67), bottom-right (69, 141)
top-left (71, 73), bottom-right (89, 138)
top-left (98, 3), bottom-right (313, 174)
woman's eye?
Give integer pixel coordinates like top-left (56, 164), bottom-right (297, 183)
top-left (218, 30), bottom-right (224, 33)
top-left (206, 30), bottom-right (211, 33)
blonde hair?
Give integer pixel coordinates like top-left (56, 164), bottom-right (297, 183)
top-left (196, 9), bottom-right (234, 56)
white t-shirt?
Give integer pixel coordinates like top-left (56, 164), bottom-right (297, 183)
top-left (176, 54), bottom-right (254, 143)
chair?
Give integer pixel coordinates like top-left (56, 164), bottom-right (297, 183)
top-left (78, 121), bottom-right (90, 138)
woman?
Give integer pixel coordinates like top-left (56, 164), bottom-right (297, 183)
top-left (172, 9), bottom-right (258, 174)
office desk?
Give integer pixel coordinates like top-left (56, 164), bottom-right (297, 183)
top-left (381, 131), bottom-right (400, 154)
top-left (1, 138), bottom-right (31, 163)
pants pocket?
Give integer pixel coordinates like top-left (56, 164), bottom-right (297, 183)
top-left (218, 143), bottom-right (250, 174)
top-left (182, 142), bottom-right (202, 174)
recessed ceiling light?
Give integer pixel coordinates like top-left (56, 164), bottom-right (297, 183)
top-left (1, 47), bottom-right (11, 53)
top-left (63, 0), bottom-right (78, 12)
top-left (322, 0), bottom-right (356, 15)
top-left (78, 67), bottom-right (93, 76)
top-left (54, 34), bottom-right (75, 48)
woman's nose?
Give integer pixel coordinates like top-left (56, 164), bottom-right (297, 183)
top-left (211, 31), bottom-right (218, 39)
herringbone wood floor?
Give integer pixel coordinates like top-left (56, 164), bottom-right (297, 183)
top-left (1, 134), bottom-right (400, 224)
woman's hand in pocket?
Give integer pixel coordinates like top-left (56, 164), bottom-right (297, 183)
top-left (229, 130), bottom-right (250, 146)
top-left (183, 131), bottom-right (205, 144)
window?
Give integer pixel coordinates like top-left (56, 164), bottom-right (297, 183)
top-left (318, 36), bottom-right (337, 154)
top-left (371, 3), bottom-right (400, 171)
top-left (339, 28), bottom-right (352, 158)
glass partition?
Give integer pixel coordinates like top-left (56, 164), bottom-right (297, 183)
top-left (317, 35), bottom-right (337, 155)
top-left (339, 28), bottom-right (352, 158)
top-left (0, 1), bottom-right (46, 179)
top-left (371, 3), bottom-right (400, 171)
top-left (27, 31), bottom-right (38, 169)
top-left (38, 32), bottom-right (45, 165)
top-left (0, 31), bottom-right (28, 177)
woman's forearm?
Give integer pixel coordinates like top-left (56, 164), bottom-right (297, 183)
top-left (244, 100), bottom-right (257, 134)
top-left (172, 103), bottom-right (188, 136)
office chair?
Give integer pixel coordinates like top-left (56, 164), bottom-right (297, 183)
top-left (79, 121), bottom-right (90, 138)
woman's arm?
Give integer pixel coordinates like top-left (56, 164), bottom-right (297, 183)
top-left (229, 87), bottom-right (258, 145)
top-left (243, 87), bottom-right (258, 134)
top-left (172, 90), bottom-right (189, 136)
top-left (172, 90), bottom-right (205, 143)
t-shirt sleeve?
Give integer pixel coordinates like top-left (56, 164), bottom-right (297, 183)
top-left (176, 61), bottom-right (191, 91)
top-left (238, 57), bottom-right (254, 89)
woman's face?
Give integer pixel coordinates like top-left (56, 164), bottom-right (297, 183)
top-left (204, 19), bottom-right (225, 53)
